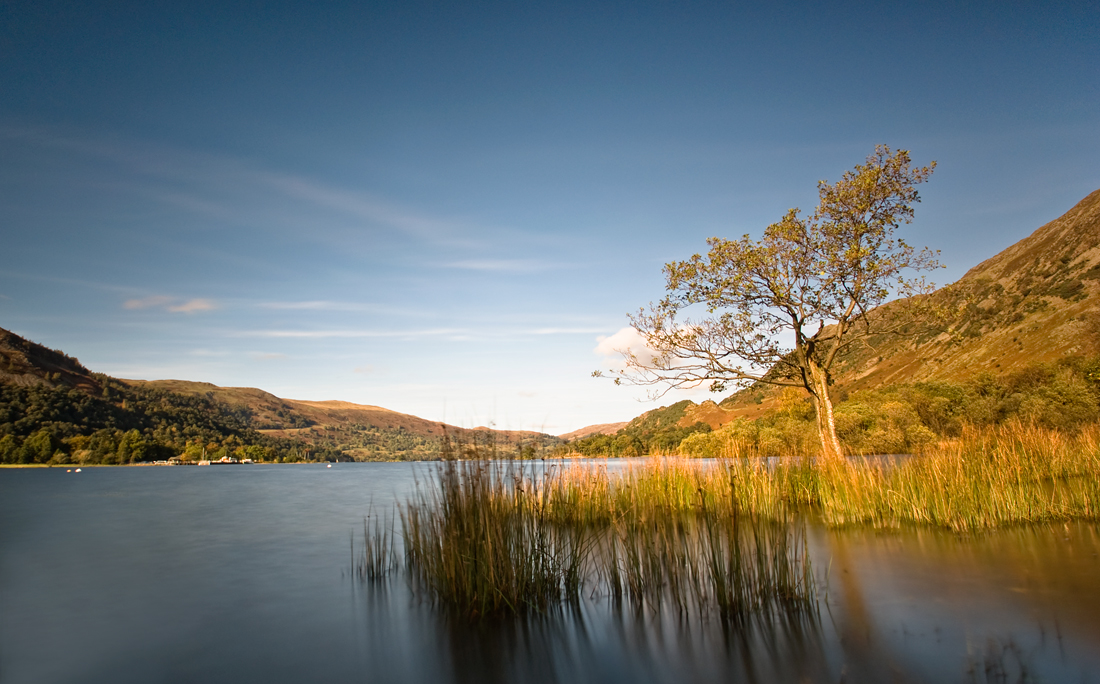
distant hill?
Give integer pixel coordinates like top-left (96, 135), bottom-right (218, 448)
top-left (126, 378), bottom-right (560, 460)
top-left (571, 188), bottom-right (1100, 443)
top-left (1, 328), bottom-right (560, 462)
top-left (558, 422), bottom-right (628, 441)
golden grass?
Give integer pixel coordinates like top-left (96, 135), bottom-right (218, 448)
top-left (393, 458), bottom-right (816, 621)
top-left (366, 422), bottom-right (1100, 619)
top-left (810, 422), bottom-right (1100, 530)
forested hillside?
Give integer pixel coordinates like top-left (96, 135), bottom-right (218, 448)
top-left (0, 326), bottom-right (558, 464)
top-left (0, 374), bottom-right (338, 465)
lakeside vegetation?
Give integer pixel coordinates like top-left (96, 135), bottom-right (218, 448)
top-left (364, 353), bottom-right (1100, 619)
top-left (567, 355), bottom-right (1100, 459)
top-left (364, 419), bottom-right (1100, 620)
top-left (365, 454), bottom-right (817, 622)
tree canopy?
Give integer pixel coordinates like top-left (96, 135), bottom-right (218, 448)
top-left (600, 145), bottom-right (939, 459)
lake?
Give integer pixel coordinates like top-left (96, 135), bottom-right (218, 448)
top-left (2, 463), bottom-right (1098, 683)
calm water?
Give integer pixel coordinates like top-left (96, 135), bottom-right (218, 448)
top-left (2, 463), bottom-right (1098, 683)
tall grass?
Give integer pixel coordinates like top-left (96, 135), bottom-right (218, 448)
top-left (811, 422), bottom-right (1100, 530)
top-left (364, 421), bottom-right (1100, 618)
top-left (393, 458), bottom-right (817, 622)
top-left (402, 460), bottom-right (586, 617)
top-left (354, 506), bottom-right (399, 583)
top-left (673, 421), bottom-right (1100, 532)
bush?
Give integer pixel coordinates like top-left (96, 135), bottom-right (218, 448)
top-left (678, 355), bottom-right (1100, 457)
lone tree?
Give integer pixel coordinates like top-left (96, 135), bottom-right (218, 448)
top-left (598, 146), bottom-right (939, 460)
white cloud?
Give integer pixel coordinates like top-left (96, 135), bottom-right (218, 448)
top-left (594, 326), bottom-right (659, 370)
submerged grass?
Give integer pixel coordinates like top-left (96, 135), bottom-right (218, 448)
top-left (394, 457), bottom-right (816, 622)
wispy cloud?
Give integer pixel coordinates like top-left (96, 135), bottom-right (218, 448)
top-left (531, 327), bottom-right (609, 335)
top-left (0, 269), bottom-right (141, 295)
top-left (258, 300), bottom-right (414, 314)
top-left (261, 300), bottom-right (362, 311)
top-left (238, 328), bottom-right (464, 339)
top-left (261, 173), bottom-right (466, 245)
top-left (124, 296), bottom-right (217, 314)
top-left (444, 259), bottom-right (562, 272)
top-left (188, 348), bottom-right (230, 357)
top-left (2, 126), bottom-right (486, 249)
top-left (167, 299), bottom-right (217, 314)
top-left (249, 351), bottom-right (287, 360)
top-left (238, 325), bottom-right (614, 340)
top-left (123, 296), bottom-right (174, 310)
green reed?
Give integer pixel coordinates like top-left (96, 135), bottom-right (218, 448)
top-left (390, 457), bottom-right (817, 622)
top-left (355, 506), bottom-right (399, 583)
top-left (366, 421), bottom-right (1100, 619)
top-left (401, 459), bottom-right (587, 618)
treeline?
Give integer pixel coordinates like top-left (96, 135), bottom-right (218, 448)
top-left (566, 355), bottom-right (1100, 458)
top-left (0, 376), bottom-right (341, 465)
top-left (566, 399), bottom-right (712, 457)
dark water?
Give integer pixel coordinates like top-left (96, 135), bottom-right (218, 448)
top-left (2, 464), bottom-right (1098, 683)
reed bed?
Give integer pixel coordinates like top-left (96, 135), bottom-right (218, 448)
top-left (392, 458), bottom-right (817, 622)
top-left (811, 422), bottom-right (1100, 531)
top-left (401, 460), bottom-right (586, 617)
top-left (684, 421), bottom-right (1100, 531)
top-left (354, 507), bottom-right (399, 583)
top-left (363, 422), bottom-right (1100, 618)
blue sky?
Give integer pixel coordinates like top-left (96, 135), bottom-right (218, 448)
top-left (1, 0), bottom-right (1098, 434)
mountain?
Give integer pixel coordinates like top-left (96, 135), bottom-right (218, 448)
top-left (568, 188), bottom-right (1100, 441)
top-left (0, 327), bottom-right (101, 393)
top-left (821, 187), bottom-right (1100, 393)
top-left (0, 328), bottom-right (560, 462)
top-left (558, 422), bottom-right (628, 441)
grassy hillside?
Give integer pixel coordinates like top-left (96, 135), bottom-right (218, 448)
top-left (824, 187), bottom-right (1100, 393)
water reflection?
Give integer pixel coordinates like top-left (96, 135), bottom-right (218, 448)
top-left (355, 520), bottom-right (1100, 684)
top-left (816, 522), bottom-right (1100, 683)
top-left (423, 597), bottom-right (835, 684)
top-left (2, 466), bottom-right (1099, 684)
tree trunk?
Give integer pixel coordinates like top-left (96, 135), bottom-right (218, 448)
top-left (808, 361), bottom-right (844, 462)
